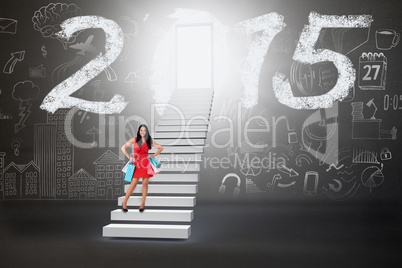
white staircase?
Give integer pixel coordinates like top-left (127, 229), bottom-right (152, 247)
top-left (103, 89), bottom-right (214, 239)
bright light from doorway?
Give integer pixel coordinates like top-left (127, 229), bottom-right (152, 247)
top-left (176, 24), bottom-right (212, 89)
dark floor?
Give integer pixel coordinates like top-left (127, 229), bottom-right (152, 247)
top-left (0, 199), bottom-right (401, 268)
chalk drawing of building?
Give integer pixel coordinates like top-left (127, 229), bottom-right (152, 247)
top-left (47, 109), bottom-right (74, 199)
top-left (34, 123), bottom-right (57, 199)
top-left (68, 168), bottom-right (97, 199)
top-left (93, 150), bottom-right (124, 199)
top-left (3, 161), bottom-right (40, 199)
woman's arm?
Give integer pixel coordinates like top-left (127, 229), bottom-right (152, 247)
top-left (121, 137), bottom-right (135, 160)
top-left (149, 140), bottom-right (164, 158)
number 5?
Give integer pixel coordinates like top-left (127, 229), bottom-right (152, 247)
top-left (40, 16), bottom-right (128, 114)
top-left (273, 12), bottom-right (372, 109)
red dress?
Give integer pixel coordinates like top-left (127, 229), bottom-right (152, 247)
top-left (132, 137), bottom-right (153, 179)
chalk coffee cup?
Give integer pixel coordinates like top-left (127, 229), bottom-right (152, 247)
top-left (376, 29), bottom-right (400, 50)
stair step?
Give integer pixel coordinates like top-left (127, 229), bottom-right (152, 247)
top-left (169, 102), bottom-right (212, 107)
top-left (154, 131), bottom-right (207, 139)
top-left (156, 138), bottom-right (206, 146)
top-left (173, 89), bottom-right (213, 93)
top-left (156, 153), bottom-right (203, 163)
top-left (156, 125), bottom-right (208, 132)
top-left (173, 88), bottom-right (213, 93)
top-left (118, 196), bottom-right (196, 207)
top-left (164, 104), bottom-right (211, 110)
top-left (110, 209), bottom-right (193, 222)
top-left (150, 146), bottom-right (203, 154)
top-left (169, 92), bottom-right (214, 99)
top-left (125, 184), bottom-right (198, 194)
top-left (160, 114), bottom-right (210, 120)
top-left (168, 100), bottom-right (212, 105)
top-left (162, 107), bottom-right (210, 113)
top-left (103, 223), bottom-right (191, 239)
top-left (149, 173), bottom-right (199, 182)
top-left (171, 90), bottom-right (213, 96)
top-left (170, 98), bottom-right (212, 103)
top-left (166, 106), bottom-right (211, 112)
top-left (159, 162), bottom-right (200, 172)
top-left (173, 88), bottom-right (214, 92)
top-left (158, 119), bottom-right (209, 126)
top-left (162, 110), bottom-right (210, 116)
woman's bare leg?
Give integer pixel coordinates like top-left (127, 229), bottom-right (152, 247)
top-left (140, 178), bottom-right (149, 209)
top-left (122, 178), bottom-right (139, 209)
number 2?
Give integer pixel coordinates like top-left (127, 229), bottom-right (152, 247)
top-left (40, 16), bottom-right (128, 114)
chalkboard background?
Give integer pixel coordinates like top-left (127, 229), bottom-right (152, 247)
top-left (0, 0), bottom-right (401, 203)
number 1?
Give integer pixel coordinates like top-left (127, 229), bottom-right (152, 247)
top-left (235, 13), bottom-right (286, 108)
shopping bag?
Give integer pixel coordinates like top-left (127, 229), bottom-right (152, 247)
top-left (147, 163), bottom-right (156, 175)
top-left (122, 159), bottom-right (133, 173)
top-left (151, 163), bottom-right (161, 174)
top-left (147, 161), bottom-right (161, 175)
top-left (149, 157), bottom-right (162, 168)
top-left (149, 157), bottom-right (161, 174)
top-left (124, 163), bottom-right (135, 182)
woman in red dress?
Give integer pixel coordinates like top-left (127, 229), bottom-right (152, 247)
top-left (121, 124), bottom-right (164, 212)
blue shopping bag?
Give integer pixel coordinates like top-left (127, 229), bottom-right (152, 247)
top-left (149, 157), bottom-right (162, 168)
top-left (124, 163), bottom-right (135, 182)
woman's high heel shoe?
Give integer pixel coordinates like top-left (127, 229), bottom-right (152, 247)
top-left (122, 203), bottom-right (128, 212)
top-left (139, 205), bottom-right (145, 212)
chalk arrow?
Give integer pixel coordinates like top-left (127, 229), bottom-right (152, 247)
top-left (277, 163), bottom-right (299, 177)
top-left (3, 51), bottom-right (25, 74)
top-left (328, 179), bottom-right (342, 192)
top-left (267, 174), bottom-right (282, 194)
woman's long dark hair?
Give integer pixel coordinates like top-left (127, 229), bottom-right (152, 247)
top-left (136, 124), bottom-right (152, 149)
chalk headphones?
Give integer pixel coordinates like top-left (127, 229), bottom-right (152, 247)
top-left (218, 173), bottom-right (241, 199)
